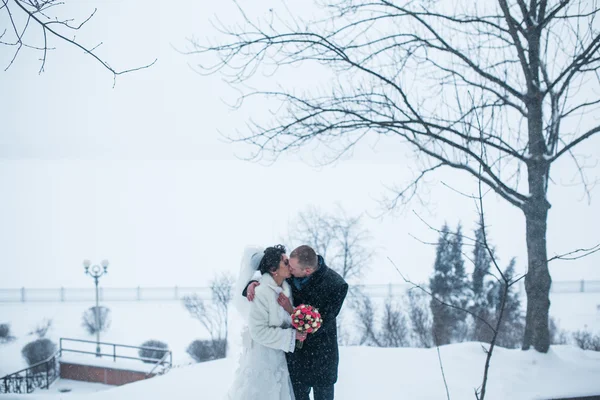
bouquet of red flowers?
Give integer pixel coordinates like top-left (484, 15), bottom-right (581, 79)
top-left (291, 304), bottom-right (322, 349)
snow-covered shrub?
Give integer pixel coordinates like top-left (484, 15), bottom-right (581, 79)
top-left (21, 338), bottom-right (57, 372)
top-left (82, 306), bottom-right (111, 335)
top-left (186, 339), bottom-right (227, 363)
top-left (572, 329), bottom-right (600, 352)
top-left (139, 340), bottom-right (169, 364)
top-left (0, 323), bottom-right (15, 343)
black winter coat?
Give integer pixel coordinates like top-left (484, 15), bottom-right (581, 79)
top-left (286, 256), bottom-right (348, 387)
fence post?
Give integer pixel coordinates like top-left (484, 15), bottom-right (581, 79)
top-left (137, 286), bottom-right (141, 301)
top-left (174, 286), bottom-right (179, 300)
top-left (113, 344), bottom-right (116, 362)
top-left (580, 279), bottom-right (585, 293)
top-left (26, 368), bottom-right (31, 393)
top-left (60, 287), bottom-right (65, 302)
top-left (21, 287), bottom-right (25, 303)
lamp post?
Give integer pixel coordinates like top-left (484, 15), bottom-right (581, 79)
top-left (83, 259), bottom-right (109, 357)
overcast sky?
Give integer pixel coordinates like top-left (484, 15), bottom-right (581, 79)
top-left (1, 0), bottom-right (598, 289)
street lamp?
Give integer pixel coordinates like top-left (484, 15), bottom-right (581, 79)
top-left (83, 259), bottom-right (109, 357)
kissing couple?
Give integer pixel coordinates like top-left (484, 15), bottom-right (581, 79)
top-left (227, 244), bottom-right (349, 400)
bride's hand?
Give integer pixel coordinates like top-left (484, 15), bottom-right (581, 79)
top-left (296, 331), bottom-right (307, 342)
top-left (277, 293), bottom-right (294, 314)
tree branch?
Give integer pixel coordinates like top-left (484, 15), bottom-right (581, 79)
top-left (3, 0), bottom-right (157, 83)
top-left (548, 243), bottom-right (600, 262)
top-left (551, 125), bottom-right (600, 161)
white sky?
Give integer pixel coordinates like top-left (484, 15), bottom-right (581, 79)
top-left (0, 0), bottom-right (598, 289)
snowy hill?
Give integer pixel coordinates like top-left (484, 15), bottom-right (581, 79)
top-left (1, 343), bottom-right (600, 400)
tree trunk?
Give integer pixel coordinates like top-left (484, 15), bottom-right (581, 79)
top-left (521, 194), bottom-right (552, 352)
top-left (522, 20), bottom-right (552, 351)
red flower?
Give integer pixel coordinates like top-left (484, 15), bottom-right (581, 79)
top-left (291, 304), bottom-right (322, 336)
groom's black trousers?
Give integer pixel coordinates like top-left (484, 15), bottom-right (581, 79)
top-left (292, 382), bottom-right (334, 400)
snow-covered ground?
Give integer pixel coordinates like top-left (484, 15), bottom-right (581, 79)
top-left (1, 343), bottom-right (600, 400)
top-left (1, 292), bottom-right (599, 399)
top-left (0, 380), bottom-right (111, 399)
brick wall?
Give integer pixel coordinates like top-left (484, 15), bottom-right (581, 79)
top-left (60, 362), bottom-right (155, 386)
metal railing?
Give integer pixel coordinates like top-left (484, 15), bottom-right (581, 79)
top-left (0, 280), bottom-right (598, 303)
top-left (59, 338), bottom-right (173, 375)
top-left (0, 350), bottom-right (60, 394)
top-left (147, 350), bottom-right (173, 377)
top-left (0, 338), bottom-right (172, 394)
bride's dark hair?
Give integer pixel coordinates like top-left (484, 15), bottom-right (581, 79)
top-left (258, 244), bottom-right (287, 275)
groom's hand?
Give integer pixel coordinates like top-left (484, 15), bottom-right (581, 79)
top-left (246, 281), bottom-right (260, 301)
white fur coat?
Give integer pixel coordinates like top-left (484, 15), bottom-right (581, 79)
top-left (248, 273), bottom-right (296, 353)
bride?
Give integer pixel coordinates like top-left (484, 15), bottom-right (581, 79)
top-left (227, 245), bottom-right (306, 400)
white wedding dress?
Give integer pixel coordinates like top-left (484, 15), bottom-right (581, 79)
top-left (226, 247), bottom-right (296, 400)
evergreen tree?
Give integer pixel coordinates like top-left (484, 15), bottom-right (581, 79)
top-left (430, 221), bottom-right (525, 347)
top-left (472, 222), bottom-right (491, 297)
top-left (448, 224), bottom-right (469, 341)
top-left (430, 223), bottom-right (468, 344)
top-left (470, 222), bottom-right (495, 343)
top-left (430, 223), bottom-right (453, 345)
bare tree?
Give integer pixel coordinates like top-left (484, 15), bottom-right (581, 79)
top-left (1, 0), bottom-right (156, 82)
top-left (349, 290), bottom-right (381, 346)
top-left (82, 306), bottom-right (110, 335)
top-left (473, 205), bottom-right (526, 399)
top-left (290, 205), bottom-right (373, 281)
top-left (210, 272), bottom-right (234, 343)
top-left (409, 162), bottom-right (532, 398)
top-left (392, 241), bottom-right (525, 398)
top-left (184, 273), bottom-right (234, 350)
top-left (28, 318), bottom-right (52, 339)
top-left (379, 295), bottom-right (411, 347)
top-left (191, 0), bottom-right (600, 353)
top-left (348, 289), bottom-right (411, 347)
top-left (407, 289), bottom-right (434, 348)
top-left (289, 206), bottom-right (336, 261)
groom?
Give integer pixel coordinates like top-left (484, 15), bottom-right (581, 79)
top-left (244, 245), bottom-right (349, 400)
